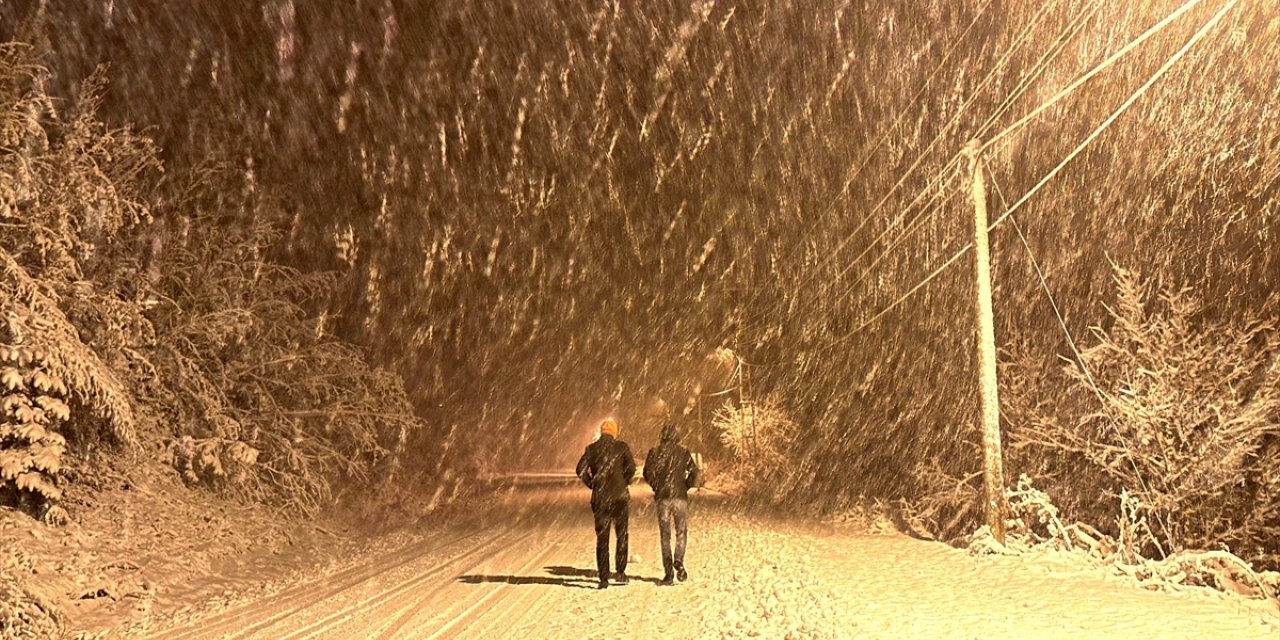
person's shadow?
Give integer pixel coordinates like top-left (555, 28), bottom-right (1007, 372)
top-left (458, 566), bottom-right (665, 589)
top-left (545, 566), bottom-right (665, 585)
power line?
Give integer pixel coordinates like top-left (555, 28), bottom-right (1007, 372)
top-left (749, 0), bottom-right (1067, 328)
top-left (973, 0), bottom-right (1107, 139)
top-left (837, 157), bottom-right (964, 275)
top-left (982, 0), bottom-right (1211, 153)
top-left (815, 0), bottom-right (1238, 349)
top-left (987, 0), bottom-right (1238, 230)
top-left (830, 162), bottom-right (964, 284)
top-left (835, 167), bottom-right (965, 293)
top-left (836, 0), bottom-right (1103, 298)
top-left (837, 0), bottom-right (1217, 312)
top-left (750, 0), bottom-right (1000, 299)
top-left (807, 0), bottom-right (1105, 327)
top-left (988, 171), bottom-right (1106, 404)
top-left (821, 0), bottom-right (999, 218)
top-left (811, 0), bottom-right (1064, 283)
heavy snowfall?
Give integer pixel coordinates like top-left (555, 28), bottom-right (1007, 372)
top-left (0, 1), bottom-right (1277, 638)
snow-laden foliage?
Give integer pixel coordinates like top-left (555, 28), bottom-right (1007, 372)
top-left (141, 215), bottom-right (421, 514)
top-left (0, 43), bottom-right (422, 521)
top-left (0, 43), bottom-right (151, 517)
top-left (1007, 266), bottom-right (1280, 568)
top-left (0, 547), bottom-right (62, 639)
top-left (0, 345), bottom-right (70, 524)
top-left (712, 397), bottom-right (799, 502)
top-left (964, 475), bottom-right (1280, 603)
top-left (0, 44), bottom-right (149, 447)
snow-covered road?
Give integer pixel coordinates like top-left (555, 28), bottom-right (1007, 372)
top-left (145, 482), bottom-right (1278, 639)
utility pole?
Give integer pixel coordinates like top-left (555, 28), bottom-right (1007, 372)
top-left (735, 354), bottom-right (753, 455)
top-left (964, 139), bottom-right (1008, 544)
top-left (742, 359), bottom-right (754, 452)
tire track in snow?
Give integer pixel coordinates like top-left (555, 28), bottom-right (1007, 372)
top-left (424, 538), bottom-right (572, 639)
top-left (408, 538), bottom-right (567, 640)
top-left (153, 528), bottom-right (478, 640)
top-left (276, 524), bottom-right (532, 640)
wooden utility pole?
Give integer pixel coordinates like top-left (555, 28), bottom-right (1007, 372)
top-left (737, 356), bottom-right (754, 455)
top-left (964, 139), bottom-right (1008, 544)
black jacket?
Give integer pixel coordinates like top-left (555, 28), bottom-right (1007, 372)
top-left (643, 439), bottom-right (700, 501)
top-left (576, 434), bottom-right (636, 505)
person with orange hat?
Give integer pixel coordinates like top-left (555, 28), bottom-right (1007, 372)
top-left (575, 417), bottom-right (637, 589)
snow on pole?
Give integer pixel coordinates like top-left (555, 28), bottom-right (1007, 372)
top-left (965, 139), bottom-right (1008, 544)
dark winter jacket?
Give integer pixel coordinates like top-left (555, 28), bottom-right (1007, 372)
top-left (643, 434), bottom-right (701, 501)
top-left (576, 434), bottom-right (637, 505)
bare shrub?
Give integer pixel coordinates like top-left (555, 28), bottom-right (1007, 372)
top-left (712, 396), bottom-right (798, 502)
top-left (1009, 265), bottom-right (1280, 567)
top-left (899, 456), bottom-right (982, 543)
top-left (965, 476), bottom-right (1280, 602)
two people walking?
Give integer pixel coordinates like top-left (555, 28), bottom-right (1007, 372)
top-left (575, 418), bottom-right (701, 589)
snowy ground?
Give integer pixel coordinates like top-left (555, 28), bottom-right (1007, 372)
top-left (136, 481), bottom-right (1279, 640)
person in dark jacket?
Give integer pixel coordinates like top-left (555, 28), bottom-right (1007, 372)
top-left (643, 423), bottom-right (701, 585)
top-left (576, 417), bottom-right (637, 589)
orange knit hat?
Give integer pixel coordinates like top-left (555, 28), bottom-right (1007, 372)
top-left (599, 418), bottom-right (619, 437)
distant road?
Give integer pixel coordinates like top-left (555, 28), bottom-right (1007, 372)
top-left (479, 470), bottom-right (585, 485)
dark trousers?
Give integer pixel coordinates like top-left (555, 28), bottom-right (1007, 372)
top-left (592, 498), bottom-right (629, 580)
top-left (656, 498), bottom-right (689, 576)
